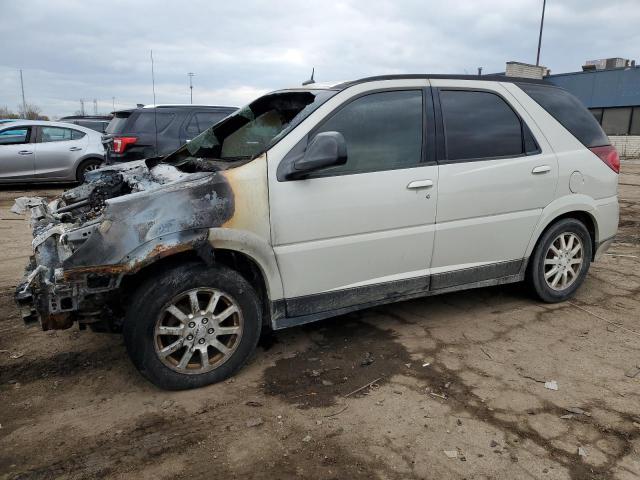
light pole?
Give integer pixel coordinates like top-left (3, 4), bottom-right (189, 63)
top-left (536, 0), bottom-right (547, 66)
top-left (188, 72), bottom-right (195, 104)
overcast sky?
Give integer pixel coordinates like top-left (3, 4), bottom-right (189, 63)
top-left (1, 0), bottom-right (638, 118)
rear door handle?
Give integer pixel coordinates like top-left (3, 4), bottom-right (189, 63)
top-left (407, 179), bottom-right (434, 189)
top-left (18, 150), bottom-right (33, 155)
top-left (532, 165), bottom-right (551, 174)
top-left (69, 146), bottom-right (82, 151)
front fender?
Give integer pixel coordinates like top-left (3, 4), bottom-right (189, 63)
top-left (208, 227), bottom-right (284, 301)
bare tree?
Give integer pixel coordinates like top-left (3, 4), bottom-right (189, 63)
top-left (18, 102), bottom-right (43, 120)
top-left (0, 105), bottom-right (20, 119)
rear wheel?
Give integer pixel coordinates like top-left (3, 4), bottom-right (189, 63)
top-left (123, 263), bottom-right (262, 390)
top-left (528, 218), bottom-right (592, 303)
top-left (76, 158), bottom-right (102, 183)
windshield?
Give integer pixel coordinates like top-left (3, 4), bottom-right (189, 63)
top-left (163, 89), bottom-right (337, 168)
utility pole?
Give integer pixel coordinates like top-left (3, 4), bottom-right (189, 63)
top-left (188, 72), bottom-right (195, 104)
top-left (93, 99), bottom-right (98, 115)
top-left (80, 99), bottom-right (85, 116)
top-left (112, 97), bottom-right (116, 112)
top-left (536, 0), bottom-right (547, 66)
top-left (19, 69), bottom-right (27, 116)
top-left (477, 67), bottom-right (483, 76)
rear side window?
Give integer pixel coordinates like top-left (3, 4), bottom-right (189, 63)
top-left (130, 112), bottom-right (175, 133)
top-left (71, 129), bottom-right (86, 140)
top-left (311, 90), bottom-right (423, 176)
top-left (185, 112), bottom-right (228, 136)
top-left (440, 90), bottom-right (527, 161)
top-left (518, 83), bottom-right (609, 147)
top-left (41, 127), bottom-right (74, 142)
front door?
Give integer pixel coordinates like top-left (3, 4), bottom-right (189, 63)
top-left (429, 81), bottom-right (558, 289)
top-left (0, 125), bottom-right (36, 182)
top-left (269, 86), bottom-right (438, 317)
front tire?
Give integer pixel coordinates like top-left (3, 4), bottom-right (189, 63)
top-left (123, 263), bottom-right (262, 390)
top-left (527, 218), bottom-right (592, 303)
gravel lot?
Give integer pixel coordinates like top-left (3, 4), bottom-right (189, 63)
top-left (0, 161), bottom-right (639, 480)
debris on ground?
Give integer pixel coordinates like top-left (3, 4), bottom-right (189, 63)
top-left (361, 352), bottom-right (374, 366)
top-left (578, 446), bottom-right (588, 458)
top-left (344, 377), bottom-right (382, 398)
top-left (422, 362), bottom-right (431, 367)
top-left (302, 435), bottom-right (312, 443)
top-left (245, 401), bottom-right (263, 407)
top-left (444, 450), bottom-right (458, 459)
top-left (624, 366), bottom-right (640, 378)
top-left (544, 380), bottom-right (559, 391)
top-left (490, 440), bottom-right (498, 448)
top-left (565, 407), bottom-right (591, 416)
top-left (160, 400), bottom-right (174, 410)
top-left (10, 197), bottom-right (41, 215)
top-left (560, 414), bottom-right (575, 420)
top-left (246, 417), bottom-right (264, 428)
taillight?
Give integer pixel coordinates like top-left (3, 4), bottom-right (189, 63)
top-left (589, 145), bottom-right (620, 173)
top-left (112, 136), bottom-right (137, 154)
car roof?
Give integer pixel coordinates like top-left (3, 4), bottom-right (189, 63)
top-left (291, 74), bottom-right (549, 91)
top-left (112, 105), bottom-right (238, 115)
top-left (0, 120), bottom-right (101, 135)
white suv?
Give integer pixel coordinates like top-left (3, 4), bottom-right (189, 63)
top-left (16, 75), bottom-right (619, 390)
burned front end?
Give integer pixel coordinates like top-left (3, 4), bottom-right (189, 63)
top-left (14, 160), bottom-right (234, 331)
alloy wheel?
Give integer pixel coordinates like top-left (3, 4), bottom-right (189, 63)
top-left (154, 288), bottom-right (243, 374)
top-left (543, 232), bottom-right (584, 291)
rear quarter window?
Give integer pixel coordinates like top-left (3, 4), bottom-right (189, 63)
top-left (106, 114), bottom-right (130, 134)
top-left (518, 83), bottom-right (609, 148)
top-left (130, 112), bottom-right (175, 133)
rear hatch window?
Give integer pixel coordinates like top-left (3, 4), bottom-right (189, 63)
top-left (517, 83), bottom-right (609, 148)
top-left (106, 112), bottom-right (131, 134)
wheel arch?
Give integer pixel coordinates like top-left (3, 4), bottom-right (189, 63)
top-left (525, 200), bottom-right (599, 262)
top-left (119, 245), bottom-right (278, 328)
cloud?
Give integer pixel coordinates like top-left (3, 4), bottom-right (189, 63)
top-left (0, 0), bottom-right (638, 117)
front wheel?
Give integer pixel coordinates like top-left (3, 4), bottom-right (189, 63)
top-left (527, 218), bottom-right (592, 303)
top-left (123, 263), bottom-right (262, 390)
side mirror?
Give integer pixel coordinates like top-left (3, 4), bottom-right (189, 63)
top-left (288, 131), bottom-right (347, 179)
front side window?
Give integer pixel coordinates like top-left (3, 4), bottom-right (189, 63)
top-left (310, 90), bottom-right (423, 176)
top-left (0, 127), bottom-right (31, 145)
top-left (440, 90), bottom-right (524, 161)
top-left (165, 90), bottom-right (337, 168)
top-left (41, 127), bottom-right (73, 142)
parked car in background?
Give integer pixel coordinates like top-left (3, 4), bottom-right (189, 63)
top-left (15, 75), bottom-right (619, 390)
top-left (0, 120), bottom-right (104, 183)
top-left (59, 115), bottom-right (112, 134)
top-left (0, 119), bottom-right (19, 125)
top-left (103, 104), bottom-right (237, 163)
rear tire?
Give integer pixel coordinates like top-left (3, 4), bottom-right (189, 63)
top-left (123, 262), bottom-right (262, 390)
top-left (527, 218), bottom-right (592, 303)
top-left (76, 158), bottom-right (103, 183)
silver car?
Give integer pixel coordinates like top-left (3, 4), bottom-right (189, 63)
top-left (0, 120), bottom-right (105, 183)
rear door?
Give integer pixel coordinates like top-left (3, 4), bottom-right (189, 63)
top-left (0, 125), bottom-right (36, 182)
top-left (34, 126), bottom-right (88, 180)
top-left (429, 80), bottom-right (558, 289)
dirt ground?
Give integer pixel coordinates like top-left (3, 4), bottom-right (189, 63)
top-left (0, 161), bottom-right (638, 480)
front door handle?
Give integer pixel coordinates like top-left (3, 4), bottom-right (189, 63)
top-left (532, 165), bottom-right (551, 174)
top-left (18, 150), bottom-right (33, 155)
top-left (407, 179), bottom-right (434, 189)
top-left (69, 146), bottom-right (82, 151)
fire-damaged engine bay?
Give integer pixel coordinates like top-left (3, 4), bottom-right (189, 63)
top-left (14, 159), bottom-right (235, 332)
